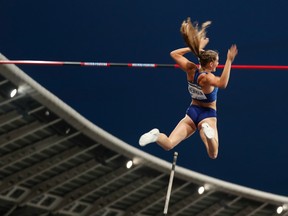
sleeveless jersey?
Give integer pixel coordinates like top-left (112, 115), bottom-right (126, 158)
top-left (188, 70), bottom-right (218, 103)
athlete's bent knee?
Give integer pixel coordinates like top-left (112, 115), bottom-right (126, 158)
top-left (164, 146), bottom-right (174, 151)
top-left (208, 152), bottom-right (218, 159)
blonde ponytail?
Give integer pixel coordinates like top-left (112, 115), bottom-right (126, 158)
top-left (180, 17), bottom-right (218, 67)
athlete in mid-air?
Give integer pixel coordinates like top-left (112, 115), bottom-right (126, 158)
top-left (139, 17), bottom-right (238, 159)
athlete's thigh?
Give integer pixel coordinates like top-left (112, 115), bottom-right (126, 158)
top-left (199, 117), bottom-right (218, 138)
top-left (169, 115), bottom-right (197, 145)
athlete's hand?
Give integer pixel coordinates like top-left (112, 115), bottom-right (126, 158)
top-left (227, 44), bottom-right (238, 62)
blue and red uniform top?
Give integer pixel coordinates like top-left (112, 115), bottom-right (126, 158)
top-left (188, 70), bottom-right (218, 103)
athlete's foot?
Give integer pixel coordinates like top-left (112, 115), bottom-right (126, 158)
top-left (139, 128), bottom-right (160, 147)
top-left (202, 123), bottom-right (215, 139)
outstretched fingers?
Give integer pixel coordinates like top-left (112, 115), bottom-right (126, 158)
top-left (228, 44), bottom-right (238, 62)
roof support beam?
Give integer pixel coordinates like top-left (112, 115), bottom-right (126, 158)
top-left (0, 118), bottom-right (61, 148)
top-left (90, 173), bottom-right (166, 216)
top-left (3, 204), bottom-right (17, 216)
top-left (0, 106), bottom-right (44, 127)
top-left (168, 190), bottom-right (214, 216)
top-left (21, 153), bottom-right (120, 205)
top-left (0, 145), bottom-right (85, 193)
top-left (0, 94), bottom-right (25, 107)
top-left (0, 79), bottom-right (9, 86)
top-left (195, 203), bottom-right (222, 216)
top-left (234, 206), bottom-right (255, 216)
top-left (125, 184), bottom-right (176, 216)
top-left (53, 165), bottom-right (142, 213)
top-left (135, 182), bottom-right (192, 216)
top-left (85, 176), bottom-right (151, 216)
top-left (21, 158), bottom-right (97, 205)
top-left (0, 110), bottom-right (23, 127)
top-left (208, 196), bottom-right (242, 216)
top-left (246, 203), bottom-right (268, 216)
top-left (0, 132), bottom-right (80, 169)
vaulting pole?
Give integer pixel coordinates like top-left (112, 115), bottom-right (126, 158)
top-left (163, 152), bottom-right (178, 215)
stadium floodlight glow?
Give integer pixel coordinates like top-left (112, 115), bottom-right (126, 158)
top-left (198, 186), bottom-right (205, 195)
top-left (126, 160), bottom-right (133, 169)
top-left (277, 206), bottom-right (284, 214)
top-left (198, 184), bottom-right (213, 195)
top-left (277, 205), bottom-right (287, 214)
top-left (10, 88), bottom-right (17, 98)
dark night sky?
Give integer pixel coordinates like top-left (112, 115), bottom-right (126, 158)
top-left (1, 0), bottom-right (288, 196)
